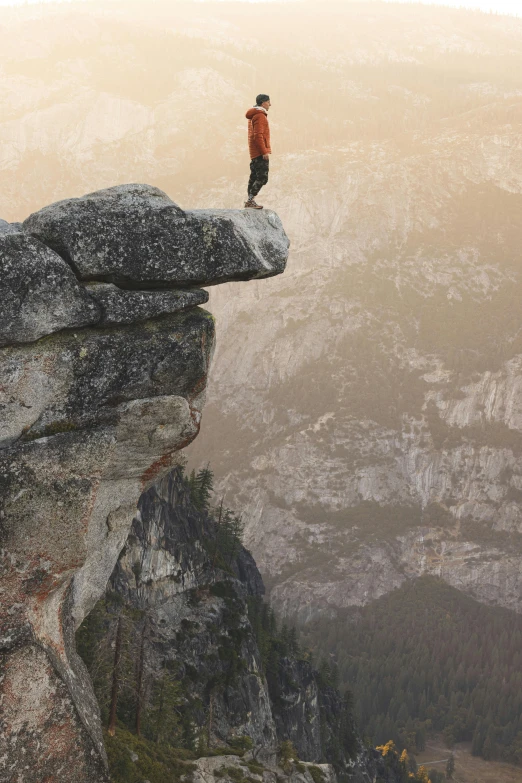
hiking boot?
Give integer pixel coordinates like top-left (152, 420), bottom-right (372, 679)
top-left (244, 199), bottom-right (263, 209)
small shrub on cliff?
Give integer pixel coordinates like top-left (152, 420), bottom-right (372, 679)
top-left (105, 728), bottom-right (196, 783)
top-left (228, 735), bottom-right (253, 753)
top-left (308, 766), bottom-right (325, 783)
top-left (246, 759), bottom-right (265, 776)
top-left (210, 581), bottom-right (237, 600)
top-left (188, 465), bottom-right (214, 510)
top-left (214, 765), bottom-right (250, 783)
top-left (278, 740), bottom-right (299, 774)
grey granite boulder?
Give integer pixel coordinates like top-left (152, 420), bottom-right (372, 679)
top-left (23, 183), bottom-right (290, 288)
top-left (85, 282), bottom-right (209, 325)
top-left (0, 232), bottom-right (100, 347)
top-left (0, 218), bottom-right (23, 234)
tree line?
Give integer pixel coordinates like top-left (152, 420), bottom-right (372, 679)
top-left (297, 576), bottom-right (522, 767)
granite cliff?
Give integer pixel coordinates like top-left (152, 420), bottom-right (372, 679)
top-left (190, 154), bottom-right (522, 624)
top-left (0, 184), bottom-right (288, 782)
top-left (80, 466), bottom-right (395, 783)
top-left (105, 468), bottom-right (357, 769)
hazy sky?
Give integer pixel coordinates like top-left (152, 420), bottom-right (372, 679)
top-left (385, 0), bottom-right (522, 15)
top-left (0, 0), bottom-right (520, 14)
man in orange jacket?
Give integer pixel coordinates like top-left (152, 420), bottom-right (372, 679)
top-left (245, 94), bottom-right (271, 209)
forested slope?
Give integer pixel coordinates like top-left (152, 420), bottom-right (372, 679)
top-left (298, 577), bottom-right (522, 766)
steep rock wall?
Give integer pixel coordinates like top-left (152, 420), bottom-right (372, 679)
top-left (105, 468), bottom-right (359, 776)
top-left (110, 469), bottom-right (277, 759)
top-left (0, 184), bottom-right (288, 782)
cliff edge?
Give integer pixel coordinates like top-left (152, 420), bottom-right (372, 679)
top-left (0, 184), bottom-right (289, 783)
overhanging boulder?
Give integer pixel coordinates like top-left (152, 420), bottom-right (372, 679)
top-left (24, 183), bottom-right (290, 288)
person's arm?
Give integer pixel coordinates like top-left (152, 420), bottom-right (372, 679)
top-left (252, 114), bottom-right (270, 157)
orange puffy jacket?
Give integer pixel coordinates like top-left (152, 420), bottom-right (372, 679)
top-left (246, 107), bottom-right (271, 159)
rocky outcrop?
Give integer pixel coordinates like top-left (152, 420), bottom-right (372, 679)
top-left (74, 466), bottom-right (354, 773)
top-left (23, 184), bottom-right (289, 288)
top-left (267, 655), bottom-right (354, 771)
top-left (0, 220), bottom-right (23, 235)
top-left (0, 185), bottom-right (288, 783)
top-left (0, 231), bottom-right (100, 347)
top-left (191, 755), bottom-right (337, 783)
top-left (110, 469), bottom-right (278, 760)
top-left (85, 282), bottom-right (209, 326)
top-left (102, 468), bottom-right (358, 776)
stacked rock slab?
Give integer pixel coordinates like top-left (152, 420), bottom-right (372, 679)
top-left (0, 184), bottom-right (289, 783)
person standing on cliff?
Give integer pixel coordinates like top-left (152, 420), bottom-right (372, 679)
top-left (244, 94), bottom-right (271, 209)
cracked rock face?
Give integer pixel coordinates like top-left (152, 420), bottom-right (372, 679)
top-left (0, 185), bottom-right (288, 783)
top-left (110, 469), bottom-right (278, 760)
top-left (85, 282), bottom-right (209, 325)
top-left (108, 468), bottom-right (353, 771)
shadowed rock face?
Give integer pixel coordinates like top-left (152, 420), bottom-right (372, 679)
top-left (0, 185), bottom-right (289, 783)
top-left (85, 282), bottom-right (209, 325)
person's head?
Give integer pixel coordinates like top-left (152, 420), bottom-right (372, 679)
top-left (256, 93), bottom-right (271, 111)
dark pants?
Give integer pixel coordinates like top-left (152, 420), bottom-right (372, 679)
top-left (248, 155), bottom-right (269, 199)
